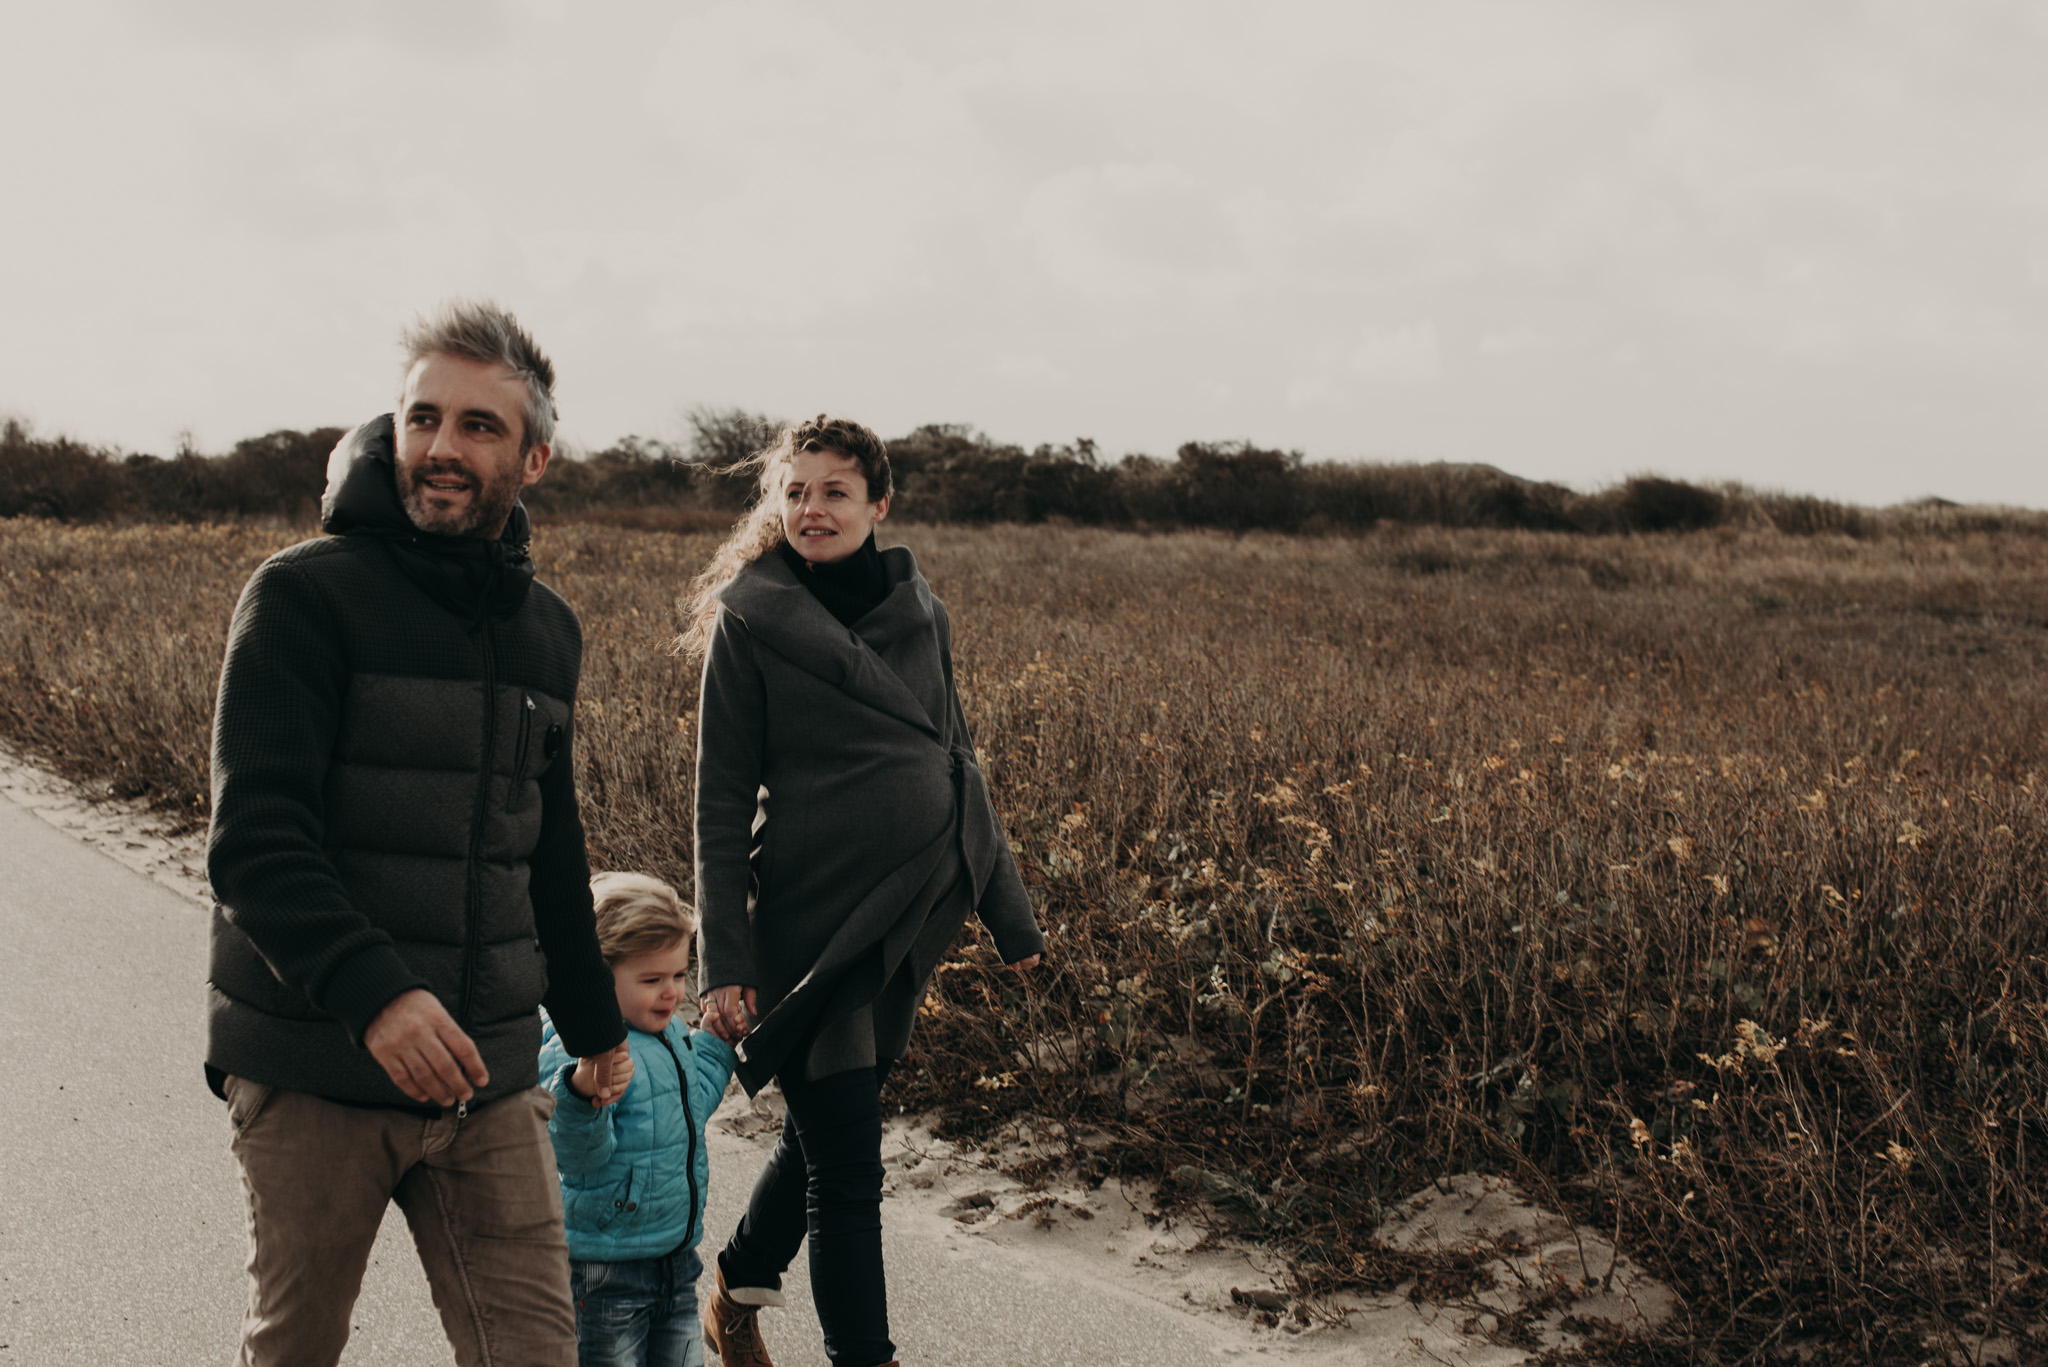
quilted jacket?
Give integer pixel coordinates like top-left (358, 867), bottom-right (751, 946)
top-left (205, 415), bottom-right (624, 1107)
top-left (540, 1014), bottom-right (738, 1260)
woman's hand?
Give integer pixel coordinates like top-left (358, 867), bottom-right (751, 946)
top-left (699, 984), bottom-right (759, 1043)
top-left (1007, 954), bottom-right (1042, 972)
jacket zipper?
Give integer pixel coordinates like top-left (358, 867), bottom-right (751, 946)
top-left (459, 622), bottom-right (497, 1027)
top-left (655, 1032), bottom-right (700, 1248)
top-left (508, 693), bottom-right (536, 812)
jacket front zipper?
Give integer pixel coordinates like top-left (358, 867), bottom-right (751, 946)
top-left (459, 621), bottom-right (497, 1026)
top-left (655, 1033), bottom-right (701, 1248)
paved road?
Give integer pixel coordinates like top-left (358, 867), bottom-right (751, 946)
top-left (0, 794), bottom-right (1278, 1366)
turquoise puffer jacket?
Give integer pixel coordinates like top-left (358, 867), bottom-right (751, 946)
top-left (540, 1013), bottom-right (738, 1261)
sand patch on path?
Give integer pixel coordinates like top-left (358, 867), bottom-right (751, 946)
top-left (0, 746), bottom-right (212, 908)
top-left (713, 1088), bottom-right (1675, 1364)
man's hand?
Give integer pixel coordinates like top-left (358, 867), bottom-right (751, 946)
top-left (1008, 954), bottom-right (1043, 972)
top-left (568, 1041), bottom-right (634, 1107)
top-left (698, 985), bottom-right (758, 1044)
top-left (364, 989), bottom-right (489, 1106)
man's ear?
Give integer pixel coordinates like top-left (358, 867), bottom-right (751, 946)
top-left (521, 441), bottom-right (553, 488)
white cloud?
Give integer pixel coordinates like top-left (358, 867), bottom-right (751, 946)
top-left (1348, 323), bottom-right (1442, 386)
top-left (1288, 321), bottom-right (1442, 405)
top-left (986, 354), bottom-right (1068, 386)
top-left (1016, 161), bottom-right (1250, 299)
top-left (1477, 326), bottom-right (1554, 357)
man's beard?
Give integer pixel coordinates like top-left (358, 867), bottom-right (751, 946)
top-left (398, 459), bottom-right (522, 539)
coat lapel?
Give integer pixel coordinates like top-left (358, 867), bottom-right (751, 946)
top-left (718, 550), bottom-right (944, 740)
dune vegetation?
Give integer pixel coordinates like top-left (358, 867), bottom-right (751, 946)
top-left (4, 511), bottom-right (2045, 1363)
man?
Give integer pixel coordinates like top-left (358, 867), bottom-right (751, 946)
top-left (206, 301), bottom-right (629, 1367)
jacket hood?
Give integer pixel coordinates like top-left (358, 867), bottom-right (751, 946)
top-left (318, 414), bottom-right (537, 623)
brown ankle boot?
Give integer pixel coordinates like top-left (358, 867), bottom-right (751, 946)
top-left (703, 1265), bottom-right (781, 1366)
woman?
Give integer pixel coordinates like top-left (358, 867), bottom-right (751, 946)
top-left (682, 416), bottom-right (1044, 1367)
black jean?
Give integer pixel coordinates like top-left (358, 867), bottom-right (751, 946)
top-left (718, 1063), bottom-right (894, 1367)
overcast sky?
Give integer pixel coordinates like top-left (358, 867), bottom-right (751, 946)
top-left (3, 1), bottom-right (2045, 505)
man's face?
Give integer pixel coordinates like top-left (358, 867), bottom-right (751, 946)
top-left (394, 352), bottom-right (551, 539)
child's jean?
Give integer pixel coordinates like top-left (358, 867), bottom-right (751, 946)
top-left (569, 1245), bottom-right (704, 1367)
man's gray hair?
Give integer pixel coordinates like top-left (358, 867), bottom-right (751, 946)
top-left (400, 300), bottom-right (558, 453)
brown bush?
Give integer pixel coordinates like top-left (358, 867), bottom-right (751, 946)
top-left (13, 413), bottom-right (2048, 551)
top-left (3, 514), bottom-right (2044, 1361)
top-left (0, 420), bottom-right (123, 520)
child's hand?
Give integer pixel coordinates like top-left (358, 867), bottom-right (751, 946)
top-left (699, 985), bottom-right (758, 1044)
top-left (596, 1045), bottom-right (634, 1106)
top-left (568, 1042), bottom-right (634, 1107)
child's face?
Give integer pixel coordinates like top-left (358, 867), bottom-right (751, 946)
top-left (611, 938), bottom-right (693, 1034)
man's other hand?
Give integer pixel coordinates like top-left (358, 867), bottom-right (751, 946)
top-left (364, 989), bottom-right (490, 1106)
top-left (570, 1041), bottom-right (634, 1107)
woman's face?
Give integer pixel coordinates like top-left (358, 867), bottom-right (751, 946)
top-left (783, 448), bottom-right (888, 565)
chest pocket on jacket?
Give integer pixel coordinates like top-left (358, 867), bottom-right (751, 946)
top-left (507, 689), bottom-right (570, 812)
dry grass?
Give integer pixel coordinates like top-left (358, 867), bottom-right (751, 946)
top-left (4, 515), bottom-right (2046, 1362)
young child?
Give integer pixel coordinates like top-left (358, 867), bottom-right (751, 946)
top-left (540, 872), bottom-right (739, 1367)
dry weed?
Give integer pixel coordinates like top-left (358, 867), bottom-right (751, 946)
top-left (3, 515), bottom-right (2044, 1361)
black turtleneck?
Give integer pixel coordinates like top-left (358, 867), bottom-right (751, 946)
top-left (779, 533), bottom-right (889, 627)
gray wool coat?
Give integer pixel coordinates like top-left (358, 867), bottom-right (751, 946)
top-left (694, 545), bottom-right (1044, 1094)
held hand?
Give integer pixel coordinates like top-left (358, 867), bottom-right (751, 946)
top-left (1007, 954), bottom-right (1043, 973)
top-left (699, 985), bottom-right (759, 1044)
top-left (570, 1041), bottom-right (634, 1106)
top-left (697, 990), bottom-right (732, 1042)
top-left (364, 989), bottom-right (489, 1107)
top-left (603, 1043), bottom-right (635, 1105)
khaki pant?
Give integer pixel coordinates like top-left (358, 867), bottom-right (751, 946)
top-left (224, 1076), bottom-right (578, 1367)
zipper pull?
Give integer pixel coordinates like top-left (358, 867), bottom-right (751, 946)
top-left (456, 1099), bottom-right (468, 1121)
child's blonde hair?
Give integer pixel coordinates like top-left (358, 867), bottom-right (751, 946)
top-left (589, 871), bottom-right (697, 964)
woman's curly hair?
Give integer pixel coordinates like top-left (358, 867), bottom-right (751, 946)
top-left (675, 415), bottom-right (891, 661)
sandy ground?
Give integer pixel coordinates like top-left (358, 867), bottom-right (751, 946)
top-left (1, 746), bottom-right (1675, 1364)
